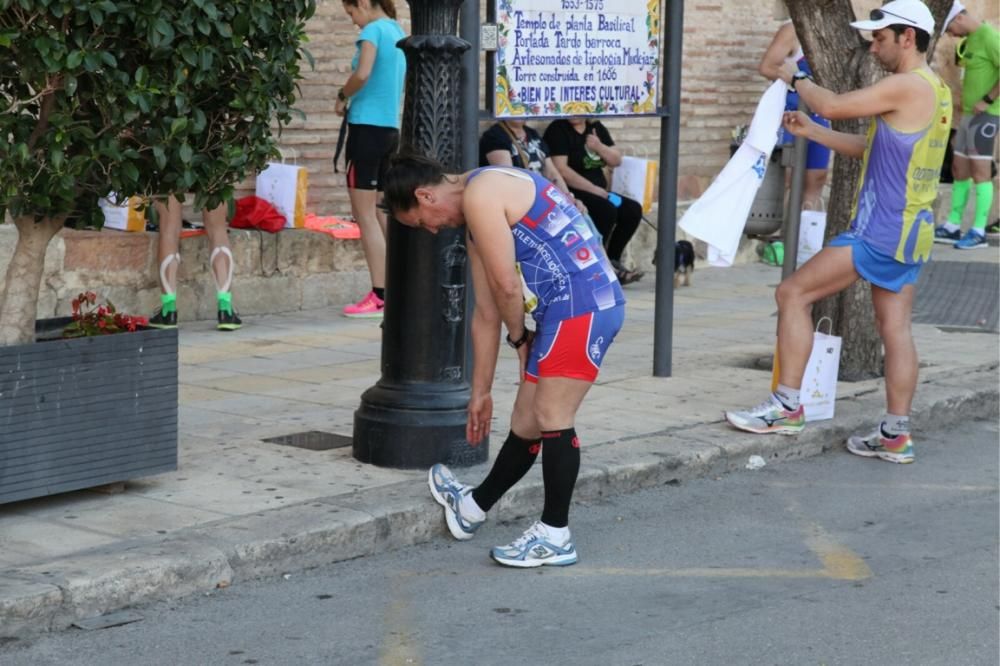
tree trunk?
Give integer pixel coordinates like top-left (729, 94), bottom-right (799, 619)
top-left (785, 0), bottom-right (953, 381)
top-left (0, 216), bottom-right (65, 346)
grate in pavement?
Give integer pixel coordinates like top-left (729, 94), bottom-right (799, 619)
top-left (913, 261), bottom-right (999, 333)
top-left (263, 431), bottom-right (353, 451)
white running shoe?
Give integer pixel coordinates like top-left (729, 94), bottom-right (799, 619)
top-left (428, 464), bottom-right (484, 541)
top-left (490, 521), bottom-right (578, 568)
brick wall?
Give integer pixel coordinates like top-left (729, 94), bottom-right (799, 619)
top-left (270, 0), bottom-right (997, 216)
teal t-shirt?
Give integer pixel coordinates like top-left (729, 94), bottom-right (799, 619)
top-left (348, 18), bottom-right (406, 129)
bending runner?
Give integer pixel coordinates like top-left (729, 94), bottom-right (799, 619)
top-left (381, 155), bottom-right (625, 568)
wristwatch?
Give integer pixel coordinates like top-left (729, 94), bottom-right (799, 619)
top-left (337, 89), bottom-right (347, 102)
top-left (506, 328), bottom-right (530, 349)
top-left (984, 93), bottom-right (995, 105)
top-left (790, 71), bottom-right (811, 92)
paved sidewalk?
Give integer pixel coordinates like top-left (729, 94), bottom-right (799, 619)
top-left (1, 256), bottom-right (997, 637)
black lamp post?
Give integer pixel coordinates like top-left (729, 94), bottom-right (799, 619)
top-left (353, 0), bottom-right (487, 469)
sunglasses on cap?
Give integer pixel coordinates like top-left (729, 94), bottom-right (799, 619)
top-left (868, 8), bottom-right (920, 27)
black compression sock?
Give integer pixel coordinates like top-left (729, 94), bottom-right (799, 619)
top-left (372, 287), bottom-right (385, 301)
top-left (539, 428), bottom-right (581, 529)
top-left (471, 431), bottom-right (541, 512)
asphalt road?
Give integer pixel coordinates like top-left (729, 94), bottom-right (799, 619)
top-left (4, 420), bottom-right (998, 666)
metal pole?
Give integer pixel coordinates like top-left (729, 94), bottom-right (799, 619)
top-left (781, 99), bottom-right (808, 279)
top-left (652, 0), bottom-right (683, 378)
top-left (353, 0), bottom-right (486, 469)
top-left (459, 0), bottom-right (478, 171)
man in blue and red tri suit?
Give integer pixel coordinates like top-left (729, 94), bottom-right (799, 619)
top-left (381, 154), bottom-right (626, 568)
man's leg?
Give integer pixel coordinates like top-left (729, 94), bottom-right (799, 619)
top-left (203, 203), bottom-right (241, 330)
top-left (775, 245), bottom-right (859, 389)
top-left (469, 380), bottom-right (543, 514)
top-left (533, 376), bottom-right (592, 529)
top-left (872, 283), bottom-right (918, 416)
top-left (488, 376), bottom-right (592, 568)
top-left (726, 245), bottom-right (858, 434)
top-left (428, 378), bottom-right (544, 541)
top-left (846, 283), bottom-right (917, 464)
top-left (148, 196), bottom-right (182, 328)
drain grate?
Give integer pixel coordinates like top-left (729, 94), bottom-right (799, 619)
top-left (263, 431), bottom-right (353, 451)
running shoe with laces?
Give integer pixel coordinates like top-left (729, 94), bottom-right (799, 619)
top-left (428, 464), bottom-right (484, 541)
top-left (985, 220), bottom-right (1000, 238)
top-left (954, 229), bottom-right (988, 250)
top-left (725, 396), bottom-right (805, 435)
top-left (846, 428), bottom-right (914, 464)
top-left (343, 291), bottom-right (385, 318)
top-left (217, 307), bottom-right (242, 331)
top-left (932, 226), bottom-right (961, 244)
top-left (148, 308), bottom-right (178, 329)
top-left (490, 521), bottom-right (578, 568)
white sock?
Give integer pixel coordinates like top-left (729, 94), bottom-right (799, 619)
top-left (459, 490), bottom-right (486, 521)
top-left (773, 384), bottom-right (800, 411)
top-left (881, 413), bottom-right (910, 437)
top-left (540, 521), bottom-right (570, 543)
top-left (943, 222), bottom-right (960, 233)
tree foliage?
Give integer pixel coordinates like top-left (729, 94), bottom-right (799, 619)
top-left (0, 0), bottom-right (315, 346)
top-left (0, 0), bottom-right (316, 223)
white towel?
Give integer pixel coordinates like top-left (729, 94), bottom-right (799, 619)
top-left (679, 80), bottom-right (788, 266)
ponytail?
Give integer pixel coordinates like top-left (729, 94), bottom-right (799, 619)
top-left (343, 0), bottom-right (397, 20)
top-left (379, 0), bottom-right (397, 20)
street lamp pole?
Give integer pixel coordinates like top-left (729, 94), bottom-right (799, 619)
top-left (353, 0), bottom-right (488, 469)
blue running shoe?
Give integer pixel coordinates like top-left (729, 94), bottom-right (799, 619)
top-left (954, 229), bottom-right (987, 250)
top-left (490, 521), bottom-right (578, 568)
top-left (933, 226), bottom-right (961, 244)
top-left (428, 464), bottom-right (484, 541)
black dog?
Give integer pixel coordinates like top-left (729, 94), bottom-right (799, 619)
top-left (674, 240), bottom-right (695, 287)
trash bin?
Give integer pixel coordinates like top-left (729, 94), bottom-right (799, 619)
top-left (744, 146), bottom-right (786, 237)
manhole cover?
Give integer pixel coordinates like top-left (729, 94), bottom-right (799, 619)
top-left (913, 261), bottom-right (999, 333)
top-left (263, 431), bottom-right (352, 451)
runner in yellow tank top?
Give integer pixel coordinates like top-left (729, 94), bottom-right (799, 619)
top-left (726, 0), bottom-right (951, 466)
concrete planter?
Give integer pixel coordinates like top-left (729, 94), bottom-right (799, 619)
top-left (0, 318), bottom-right (178, 505)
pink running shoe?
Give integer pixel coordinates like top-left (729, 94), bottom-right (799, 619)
top-left (342, 291), bottom-right (384, 319)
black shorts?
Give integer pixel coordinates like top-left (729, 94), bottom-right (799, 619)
top-left (345, 123), bottom-right (399, 191)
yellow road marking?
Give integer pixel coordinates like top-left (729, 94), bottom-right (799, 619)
top-left (379, 582), bottom-right (422, 666)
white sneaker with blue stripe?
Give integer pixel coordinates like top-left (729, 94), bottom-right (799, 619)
top-left (428, 464), bottom-right (484, 541)
top-left (490, 521), bottom-right (578, 568)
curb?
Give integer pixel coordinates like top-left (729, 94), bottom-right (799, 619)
top-left (2, 366), bottom-right (997, 638)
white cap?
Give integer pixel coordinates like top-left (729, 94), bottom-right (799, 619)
top-left (944, 1), bottom-right (965, 29)
top-left (849, 0), bottom-right (935, 35)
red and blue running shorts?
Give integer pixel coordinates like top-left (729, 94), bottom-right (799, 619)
top-left (524, 305), bottom-right (625, 383)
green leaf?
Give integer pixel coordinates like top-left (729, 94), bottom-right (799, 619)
top-left (66, 50), bottom-right (83, 68)
top-left (153, 145), bottom-right (167, 170)
top-left (170, 117), bottom-right (188, 136)
top-left (179, 143), bottom-right (193, 164)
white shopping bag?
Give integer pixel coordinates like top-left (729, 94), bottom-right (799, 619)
top-left (800, 317), bottom-right (841, 421)
top-left (797, 210), bottom-right (826, 267)
top-left (771, 317), bottom-right (841, 421)
top-left (611, 156), bottom-right (658, 213)
top-left (99, 195), bottom-right (146, 232)
top-left (255, 162), bottom-right (308, 228)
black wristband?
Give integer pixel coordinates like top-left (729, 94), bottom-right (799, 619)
top-left (506, 328), bottom-right (530, 349)
top-left (984, 94), bottom-right (995, 105)
top-left (790, 71), bottom-right (811, 92)
top-left (337, 89), bottom-right (347, 102)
